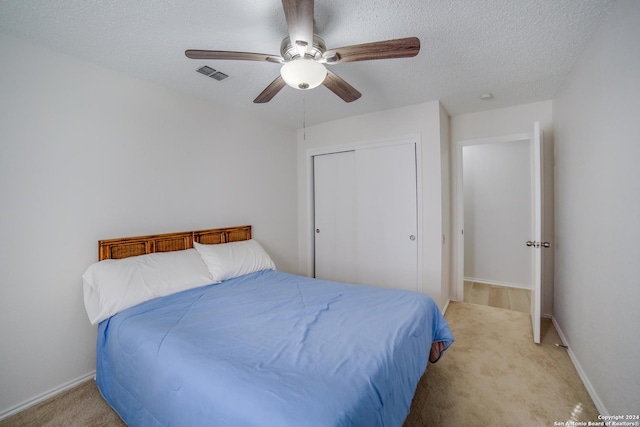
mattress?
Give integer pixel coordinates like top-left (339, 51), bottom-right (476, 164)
top-left (96, 270), bottom-right (453, 426)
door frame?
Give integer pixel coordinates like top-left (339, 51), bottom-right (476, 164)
top-left (305, 135), bottom-right (424, 290)
top-left (452, 132), bottom-right (532, 302)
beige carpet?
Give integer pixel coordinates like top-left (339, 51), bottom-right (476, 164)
top-left (0, 379), bottom-right (124, 427)
top-left (1, 302), bottom-right (599, 426)
top-left (404, 301), bottom-right (599, 426)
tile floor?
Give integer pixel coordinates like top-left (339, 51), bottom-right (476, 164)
top-left (463, 281), bottom-right (531, 313)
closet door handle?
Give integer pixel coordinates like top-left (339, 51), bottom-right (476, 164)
top-left (409, 235), bottom-right (416, 241)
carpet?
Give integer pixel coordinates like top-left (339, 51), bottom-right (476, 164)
top-left (403, 301), bottom-right (599, 426)
top-left (0, 379), bottom-right (124, 427)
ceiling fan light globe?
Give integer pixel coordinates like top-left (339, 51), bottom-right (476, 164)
top-left (280, 59), bottom-right (327, 90)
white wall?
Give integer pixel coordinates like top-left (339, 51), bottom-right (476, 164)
top-left (296, 101), bottom-right (451, 308)
top-left (0, 34), bottom-right (297, 417)
top-left (463, 140), bottom-right (531, 287)
top-left (450, 100), bottom-right (554, 315)
top-left (552, 0), bottom-right (640, 414)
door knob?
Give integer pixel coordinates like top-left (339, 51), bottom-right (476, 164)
top-left (316, 229), bottom-right (320, 234)
top-left (409, 235), bottom-right (416, 241)
top-left (526, 241), bottom-right (551, 248)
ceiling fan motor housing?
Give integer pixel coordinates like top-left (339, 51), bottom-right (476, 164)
top-left (280, 35), bottom-right (326, 61)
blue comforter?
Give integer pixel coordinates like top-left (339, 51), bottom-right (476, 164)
top-left (96, 270), bottom-right (453, 426)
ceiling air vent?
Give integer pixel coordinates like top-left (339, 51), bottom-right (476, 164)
top-left (196, 66), bottom-right (229, 81)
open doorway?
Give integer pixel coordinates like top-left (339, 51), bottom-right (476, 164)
top-left (452, 122), bottom-right (549, 343)
top-left (462, 139), bottom-right (531, 313)
top-left (455, 134), bottom-right (533, 314)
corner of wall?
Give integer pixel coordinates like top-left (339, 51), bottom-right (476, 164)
top-left (439, 101), bottom-right (453, 307)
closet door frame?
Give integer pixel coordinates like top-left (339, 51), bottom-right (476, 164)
top-left (305, 135), bottom-right (424, 292)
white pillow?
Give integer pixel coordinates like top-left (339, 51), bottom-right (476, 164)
top-left (193, 239), bottom-right (276, 282)
top-left (83, 248), bottom-right (214, 325)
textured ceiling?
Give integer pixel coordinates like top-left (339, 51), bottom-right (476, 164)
top-left (0, 0), bottom-right (616, 129)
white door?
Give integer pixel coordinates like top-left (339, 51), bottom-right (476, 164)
top-left (313, 151), bottom-right (357, 283)
top-left (313, 142), bottom-right (418, 291)
top-left (529, 122), bottom-right (543, 344)
top-left (355, 143), bottom-right (418, 291)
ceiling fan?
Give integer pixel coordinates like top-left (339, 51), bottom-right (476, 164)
top-left (185, 0), bottom-right (420, 103)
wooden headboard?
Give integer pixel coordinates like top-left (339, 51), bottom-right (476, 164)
top-left (98, 225), bottom-right (252, 261)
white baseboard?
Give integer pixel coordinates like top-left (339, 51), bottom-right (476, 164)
top-left (0, 371), bottom-right (96, 421)
top-left (464, 276), bottom-right (530, 290)
top-left (551, 317), bottom-right (608, 416)
top-left (442, 298), bottom-right (451, 314)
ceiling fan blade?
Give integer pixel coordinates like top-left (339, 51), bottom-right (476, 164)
top-left (323, 70), bottom-right (361, 103)
top-left (185, 50), bottom-right (283, 63)
top-left (323, 37), bottom-right (420, 64)
top-left (282, 0), bottom-right (314, 54)
top-left (254, 76), bottom-right (287, 103)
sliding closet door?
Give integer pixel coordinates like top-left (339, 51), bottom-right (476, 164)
top-left (356, 143), bottom-right (418, 291)
top-left (314, 142), bottom-right (418, 291)
top-left (313, 151), bottom-right (357, 283)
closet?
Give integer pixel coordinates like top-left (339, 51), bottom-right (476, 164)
top-left (313, 141), bottom-right (419, 291)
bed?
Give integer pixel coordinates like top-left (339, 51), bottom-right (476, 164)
top-left (84, 225), bottom-right (453, 426)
